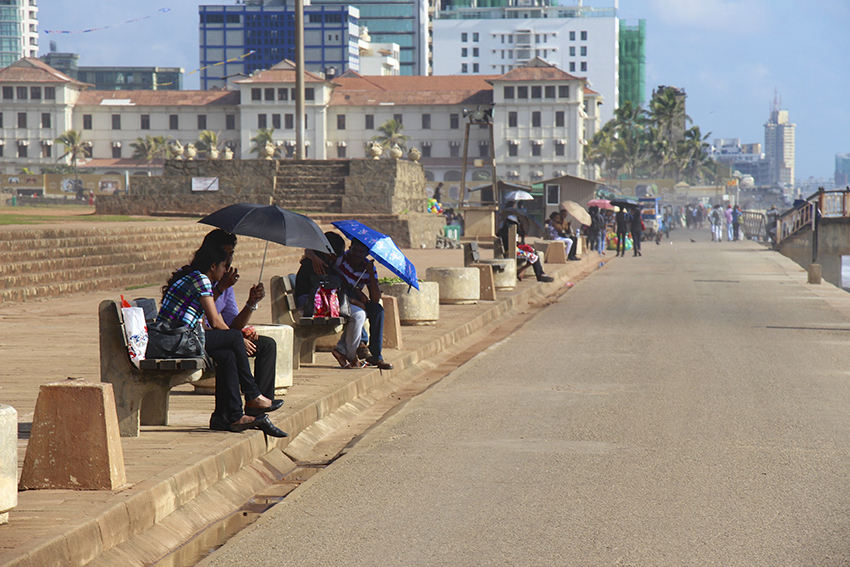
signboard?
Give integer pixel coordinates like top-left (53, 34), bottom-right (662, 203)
top-left (192, 177), bottom-right (219, 192)
top-left (44, 174), bottom-right (124, 197)
top-left (0, 174), bottom-right (42, 196)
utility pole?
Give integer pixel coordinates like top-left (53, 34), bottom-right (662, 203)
top-left (295, 0), bottom-right (305, 160)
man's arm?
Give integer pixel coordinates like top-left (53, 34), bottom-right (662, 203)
top-left (229, 283), bottom-right (264, 330)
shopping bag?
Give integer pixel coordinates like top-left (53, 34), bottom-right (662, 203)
top-left (313, 287), bottom-right (340, 317)
top-left (120, 295), bottom-right (148, 368)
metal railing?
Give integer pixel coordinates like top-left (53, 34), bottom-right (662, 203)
top-left (775, 189), bottom-right (850, 245)
top-left (741, 211), bottom-right (768, 241)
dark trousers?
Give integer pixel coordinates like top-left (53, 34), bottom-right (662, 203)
top-left (205, 328), bottom-right (262, 426)
top-left (364, 301), bottom-right (385, 361)
top-left (250, 335), bottom-right (276, 400)
top-left (566, 235), bottom-right (578, 259)
top-left (616, 230), bottom-right (627, 254)
top-left (632, 231), bottom-right (642, 254)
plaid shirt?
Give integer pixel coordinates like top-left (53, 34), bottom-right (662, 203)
top-left (156, 270), bottom-right (213, 328)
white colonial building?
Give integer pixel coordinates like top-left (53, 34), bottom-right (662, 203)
top-left (0, 57), bottom-right (600, 192)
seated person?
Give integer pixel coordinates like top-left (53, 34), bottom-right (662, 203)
top-left (330, 238), bottom-right (394, 370)
top-left (556, 209), bottom-right (580, 260)
top-left (201, 229), bottom-right (282, 409)
top-left (497, 215), bottom-right (554, 283)
top-left (545, 212), bottom-right (575, 258)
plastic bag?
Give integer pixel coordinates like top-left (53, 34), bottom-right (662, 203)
top-left (313, 287), bottom-right (340, 317)
top-left (121, 295), bottom-right (148, 368)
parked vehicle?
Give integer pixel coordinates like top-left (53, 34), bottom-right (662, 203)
top-left (639, 197), bottom-right (662, 237)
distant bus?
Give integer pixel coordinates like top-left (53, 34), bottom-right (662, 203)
top-left (639, 197), bottom-right (661, 236)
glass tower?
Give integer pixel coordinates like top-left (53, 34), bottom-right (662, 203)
top-left (0, 0), bottom-right (37, 67)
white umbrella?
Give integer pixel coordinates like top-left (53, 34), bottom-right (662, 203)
top-left (504, 190), bottom-right (534, 202)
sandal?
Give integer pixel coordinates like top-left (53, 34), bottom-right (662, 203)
top-left (342, 358), bottom-right (368, 369)
top-left (332, 348), bottom-right (348, 368)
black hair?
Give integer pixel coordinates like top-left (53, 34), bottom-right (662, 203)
top-left (324, 231), bottom-right (345, 256)
top-left (162, 244), bottom-right (228, 300)
top-left (201, 229), bottom-right (237, 250)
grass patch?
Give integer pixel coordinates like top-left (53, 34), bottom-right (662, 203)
top-left (0, 212), bottom-right (161, 225)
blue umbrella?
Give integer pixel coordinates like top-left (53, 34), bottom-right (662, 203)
top-left (331, 220), bottom-right (419, 290)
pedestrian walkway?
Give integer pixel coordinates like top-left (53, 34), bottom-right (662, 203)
top-left (0, 220), bottom-right (603, 567)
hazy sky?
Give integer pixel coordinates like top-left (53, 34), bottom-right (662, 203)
top-left (38, 0), bottom-right (850, 182)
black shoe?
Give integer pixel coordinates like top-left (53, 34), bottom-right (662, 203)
top-left (245, 398), bottom-right (284, 417)
top-left (366, 356), bottom-right (393, 370)
top-left (537, 275), bottom-right (555, 282)
top-left (210, 414), bottom-right (288, 437)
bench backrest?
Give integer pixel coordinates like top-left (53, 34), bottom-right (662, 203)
top-left (270, 274), bottom-right (300, 326)
top-left (463, 242), bottom-right (481, 267)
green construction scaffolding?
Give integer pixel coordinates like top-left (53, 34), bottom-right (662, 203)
top-left (619, 19), bottom-right (646, 108)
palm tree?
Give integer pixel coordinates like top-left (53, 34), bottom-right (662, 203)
top-left (196, 130), bottom-right (221, 157)
top-left (55, 129), bottom-right (88, 194)
top-left (371, 118), bottom-right (411, 151)
top-left (130, 135), bottom-right (173, 174)
top-left (249, 128), bottom-right (278, 157)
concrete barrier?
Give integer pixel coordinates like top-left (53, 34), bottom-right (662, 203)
top-left (0, 405), bottom-right (16, 524)
top-left (470, 263), bottom-right (497, 301)
top-left (381, 296), bottom-right (404, 349)
top-left (426, 267), bottom-right (479, 305)
top-left (19, 380), bottom-right (126, 490)
top-left (476, 258), bottom-right (516, 290)
top-left (535, 240), bottom-right (568, 264)
top-left (379, 281), bottom-right (440, 325)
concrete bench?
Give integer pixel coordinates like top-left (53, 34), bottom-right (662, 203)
top-left (99, 299), bottom-right (205, 437)
top-left (270, 275), bottom-right (345, 370)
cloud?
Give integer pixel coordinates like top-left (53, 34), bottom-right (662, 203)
top-left (647, 0), bottom-right (770, 33)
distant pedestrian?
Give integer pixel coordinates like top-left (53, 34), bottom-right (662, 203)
top-left (710, 205), bottom-right (723, 242)
top-left (725, 205), bottom-right (734, 241)
top-left (615, 208), bottom-right (629, 257)
top-left (630, 207), bottom-right (643, 257)
top-left (732, 205), bottom-right (743, 240)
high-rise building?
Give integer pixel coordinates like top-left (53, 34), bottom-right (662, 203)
top-left (198, 2), bottom-right (361, 90)
top-left (432, 1), bottom-right (620, 124)
top-left (0, 0), bottom-right (38, 67)
top-left (618, 19), bottom-right (645, 107)
top-left (764, 93), bottom-right (795, 188)
top-left (836, 153), bottom-right (850, 187)
top-left (41, 53), bottom-right (184, 91)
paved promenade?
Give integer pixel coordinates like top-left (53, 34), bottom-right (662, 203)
top-left (0, 225), bottom-right (601, 567)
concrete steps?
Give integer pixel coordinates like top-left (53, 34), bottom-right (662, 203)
top-left (275, 161), bottom-right (349, 213)
top-left (0, 223), bottom-right (310, 303)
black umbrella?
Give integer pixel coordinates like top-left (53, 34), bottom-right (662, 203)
top-left (199, 203), bottom-right (333, 283)
top-left (499, 207), bottom-right (545, 238)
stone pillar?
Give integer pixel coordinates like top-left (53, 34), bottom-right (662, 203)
top-left (20, 380), bottom-right (126, 490)
top-left (379, 281), bottom-right (439, 326)
top-left (381, 296), bottom-right (404, 350)
top-left (470, 264), bottom-right (497, 301)
top-left (426, 267), bottom-right (480, 305)
top-left (477, 258), bottom-right (516, 290)
top-left (0, 405), bottom-right (16, 524)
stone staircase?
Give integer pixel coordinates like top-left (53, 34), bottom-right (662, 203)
top-left (0, 223), bottom-right (310, 303)
top-left (276, 161), bottom-right (350, 213)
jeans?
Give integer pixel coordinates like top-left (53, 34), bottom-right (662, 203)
top-left (596, 233), bottom-right (606, 254)
top-left (727, 223), bottom-right (734, 241)
top-left (205, 328), bottom-right (262, 426)
top-left (337, 301), bottom-right (385, 361)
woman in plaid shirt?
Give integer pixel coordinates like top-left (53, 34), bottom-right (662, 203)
top-left (157, 245), bottom-right (287, 437)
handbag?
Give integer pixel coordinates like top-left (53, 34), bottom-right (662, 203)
top-left (306, 274), bottom-right (350, 319)
top-left (146, 319), bottom-right (212, 368)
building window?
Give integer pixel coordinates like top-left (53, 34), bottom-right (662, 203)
top-left (111, 114), bottom-right (121, 130)
top-left (337, 114), bottom-right (346, 130)
top-left (30, 86), bottom-right (40, 100)
top-left (472, 47), bottom-right (479, 57)
top-left (197, 114), bottom-right (207, 130)
top-left (257, 114), bottom-right (267, 129)
top-left (532, 111), bottom-right (541, 128)
top-left (365, 114), bottom-right (374, 129)
top-left (226, 114), bottom-right (236, 130)
top-left (393, 114), bottom-right (403, 125)
top-left (285, 114), bottom-right (294, 129)
top-left (449, 144), bottom-right (460, 158)
top-left (503, 86), bottom-right (514, 99)
top-left (555, 111), bottom-right (565, 127)
top-left (555, 142), bottom-right (565, 156)
top-left (265, 88), bottom-right (274, 101)
top-left (421, 145), bottom-right (431, 158)
top-left (544, 86), bottom-right (556, 99)
top-left (461, 32), bottom-right (467, 42)
top-left (277, 88), bottom-right (288, 101)
top-left (41, 113), bottom-right (50, 128)
top-left (83, 114), bottom-right (92, 130)
top-left (517, 86), bottom-right (528, 99)
top-left (478, 143), bottom-right (489, 158)
top-left (251, 88), bottom-right (261, 101)
top-left (336, 145), bottom-right (345, 158)
top-left (44, 87), bottom-right (55, 100)
top-left (461, 64), bottom-right (467, 73)
top-left (112, 145), bottom-right (121, 159)
top-left (569, 31), bottom-right (576, 41)
top-left (42, 144), bottom-right (51, 158)
top-left (508, 142), bottom-right (518, 157)
top-left (531, 142), bottom-right (541, 157)
top-left (581, 31), bottom-right (587, 40)
top-left (473, 32), bottom-right (479, 41)
top-left (461, 48), bottom-right (467, 57)
top-left (559, 85), bottom-right (569, 99)
top-left (508, 111), bottom-right (518, 128)
top-left (169, 114), bottom-right (179, 130)
top-left (422, 114), bottom-right (431, 129)
top-left (16, 87), bottom-right (26, 100)
top-left (580, 46), bottom-right (587, 56)
top-left (2, 87), bottom-right (12, 100)
top-left (305, 88), bottom-right (314, 101)
top-left (569, 62), bottom-right (576, 72)
top-left (272, 114), bottom-right (281, 129)
top-left (141, 114), bottom-right (150, 130)
top-left (450, 114), bottom-right (459, 129)
top-left (17, 143), bottom-right (27, 158)
top-left (0, 113), bottom-right (3, 128)
top-left (531, 86), bottom-right (542, 99)
top-left (570, 46), bottom-right (575, 56)
top-left (473, 63), bottom-right (479, 73)
top-left (581, 62), bottom-right (587, 72)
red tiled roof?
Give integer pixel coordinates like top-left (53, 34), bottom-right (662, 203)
top-left (0, 57), bottom-right (90, 87)
top-left (584, 86), bottom-right (600, 96)
top-left (76, 90), bottom-right (240, 107)
top-left (234, 60), bottom-right (326, 84)
top-left (330, 74), bottom-right (496, 106)
top-left (492, 66), bottom-right (583, 82)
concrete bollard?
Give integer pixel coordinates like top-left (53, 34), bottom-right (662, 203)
top-left (426, 267), bottom-right (480, 305)
top-left (535, 241), bottom-right (567, 264)
top-left (477, 258), bottom-right (516, 290)
top-left (0, 405), bottom-right (17, 524)
top-left (20, 380), bottom-right (126, 491)
top-left (381, 296), bottom-right (404, 349)
top-left (379, 281), bottom-right (440, 326)
top-left (470, 263), bottom-right (497, 301)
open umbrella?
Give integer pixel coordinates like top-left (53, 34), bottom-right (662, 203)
top-left (587, 198), bottom-right (613, 210)
top-left (499, 207), bottom-right (545, 238)
top-left (331, 220), bottom-right (419, 290)
top-left (560, 200), bottom-right (592, 226)
top-left (199, 203), bottom-right (333, 283)
top-left (611, 198), bottom-right (640, 209)
top-left (504, 190), bottom-right (534, 202)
